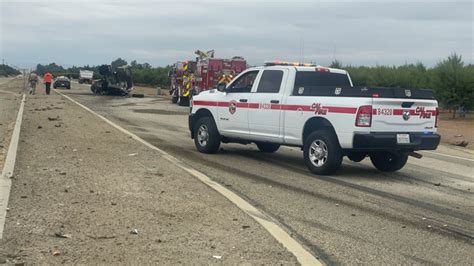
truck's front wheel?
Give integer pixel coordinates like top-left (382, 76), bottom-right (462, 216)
top-left (194, 117), bottom-right (221, 153)
top-left (369, 152), bottom-right (408, 172)
top-left (304, 130), bottom-right (342, 175)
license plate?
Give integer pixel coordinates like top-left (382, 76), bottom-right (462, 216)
top-left (397, 134), bottom-right (410, 144)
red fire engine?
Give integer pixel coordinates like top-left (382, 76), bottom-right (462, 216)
top-left (169, 50), bottom-right (247, 106)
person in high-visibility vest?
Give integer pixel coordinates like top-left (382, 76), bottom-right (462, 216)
top-left (43, 72), bottom-right (53, 95)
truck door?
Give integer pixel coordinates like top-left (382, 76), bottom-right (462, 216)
top-left (248, 69), bottom-right (287, 141)
top-left (217, 70), bottom-right (260, 137)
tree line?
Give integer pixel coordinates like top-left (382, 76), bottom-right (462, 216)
top-left (331, 53), bottom-right (473, 116)
top-left (0, 64), bottom-right (21, 76)
top-left (34, 53), bottom-right (473, 116)
top-left (35, 58), bottom-right (171, 87)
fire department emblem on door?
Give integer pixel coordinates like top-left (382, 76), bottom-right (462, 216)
top-left (229, 100), bottom-right (237, 114)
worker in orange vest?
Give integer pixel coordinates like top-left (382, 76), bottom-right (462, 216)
top-left (43, 72), bottom-right (53, 95)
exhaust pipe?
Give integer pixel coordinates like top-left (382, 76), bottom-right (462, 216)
top-left (408, 151), bottom-right (423, 159)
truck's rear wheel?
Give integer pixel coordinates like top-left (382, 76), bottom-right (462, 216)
top-left (369, 152), bottom-right (408, 172)
top-left (304, 130), bottom-right (342, 175)
top-left (256, 142), bottom-right (280, 153)
top-left (194, 117), bottom-right (221, 153)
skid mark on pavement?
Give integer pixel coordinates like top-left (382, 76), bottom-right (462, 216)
top-left (0, 94), bottom-right (26, 239)
top-left (55, 90), bottom-right (322, 266)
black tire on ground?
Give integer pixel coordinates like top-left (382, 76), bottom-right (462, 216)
top-left (369, 151), bottom-right (408, 172)
top-left (194, 117), bottom-right (221, 153)
top-left (347, 152), bottom-right (366, 162)
top-left (178, 96), bottom-right (189, 106)
top-left (67, 86), bottom-right (71, 90)
top-left (256, 142), bottom-right (280, 153)
top-left (171, 96), bottom-right (178, 104)
top-left (303, 130), bottom-right (343, 175)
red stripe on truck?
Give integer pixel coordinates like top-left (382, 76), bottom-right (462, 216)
top-left (193, 101), bottom-right (357, 114)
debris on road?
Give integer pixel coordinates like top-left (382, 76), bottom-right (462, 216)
top-left (54, 232), bottom-right (71, 239)
top-left (433, 182), bottom-right (441, 186)
top-left (52, 250), bottom-right (61, 256)
top-left (132, 93), bottom-right (145, 98)
top-left (47, 116), bottom-right (60, 121)
top-left (242, 225), bottom-right (250, 229)
top-left (212, 255), bottom-right (222, 260)
top-left (449, 139), bottom-right (469, 147)
top-left (128, 153), bottom-right (138, 157)
top-left (130, 228), bottom-right (139, 235)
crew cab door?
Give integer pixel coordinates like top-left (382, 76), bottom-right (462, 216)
top-left (248, 69), bottom-right (287, 141)
top-left (217, 70), bottom-right (260, 137)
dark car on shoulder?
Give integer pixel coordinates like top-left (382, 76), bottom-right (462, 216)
top-left (53, 76), bottom-right (71, 89)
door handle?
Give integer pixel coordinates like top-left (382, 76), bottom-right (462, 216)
top-left (270, 100), bottom-right (279, 104)
top-left (239, 99), bottom-right (248, 103)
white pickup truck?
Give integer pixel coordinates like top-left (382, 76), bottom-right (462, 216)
top-left (188, 62), bottom-right (440, 175)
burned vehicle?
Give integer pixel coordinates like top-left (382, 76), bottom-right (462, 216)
top-left (91, 65), bottom-right (133, 95)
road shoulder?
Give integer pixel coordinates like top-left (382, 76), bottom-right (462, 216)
top-left (0, 89), bottom-right (297, 264)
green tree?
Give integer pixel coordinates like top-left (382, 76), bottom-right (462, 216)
top-left (329, 59), bottom-right (343, 69)
top-left (431, 53), bottom-right (473, 118)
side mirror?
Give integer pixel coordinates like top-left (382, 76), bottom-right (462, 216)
top-left (217, 83), bottom-right (227, 92)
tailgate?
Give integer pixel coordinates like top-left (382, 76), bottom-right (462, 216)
top-left (370, 88), bottom-right (438, 133)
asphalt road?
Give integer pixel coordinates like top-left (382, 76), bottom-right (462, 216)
top-left (61, 83), bottom-right (473, 264)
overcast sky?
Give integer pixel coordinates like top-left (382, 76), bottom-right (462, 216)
top-left (1, 0), bottom-right (472, 69)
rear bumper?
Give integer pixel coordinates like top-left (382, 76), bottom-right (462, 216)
top-left (352, 132), bottom-right (440, 151)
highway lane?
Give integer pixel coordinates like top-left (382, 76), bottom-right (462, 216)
top-left (60, 83), bottom-right (474, 264)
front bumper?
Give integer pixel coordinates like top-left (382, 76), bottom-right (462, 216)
top-left (353, 132), bottom-right (440, 151)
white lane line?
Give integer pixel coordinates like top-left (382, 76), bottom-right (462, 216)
top-left (55, 90), bottom-right (322, 266)
top-left (423, 151), bottom-right (474, 162)
top-left (0, 94), bottom-right (26, 239)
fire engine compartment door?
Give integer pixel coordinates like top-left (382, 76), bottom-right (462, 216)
top-left (248, 69), bottom-right (287, 141)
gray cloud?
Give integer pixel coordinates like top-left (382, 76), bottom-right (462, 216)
top-left (1, 0), bottom-right (472, 68)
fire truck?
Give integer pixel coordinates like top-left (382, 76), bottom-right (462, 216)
top-left (169, 60), bottom-right (197, 105)
top-left (169, 50), bottom-right (247, 106)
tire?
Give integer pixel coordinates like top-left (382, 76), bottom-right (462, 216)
top-left (303, 130), bottom-right (342, 175)
top-left (256, 142), bottom-right (280, 153)
top-left (179, 96), bottom-right (189, 106)
top-left (369, 152), bottom-right (408, 172)
top-left (171, 96), bottom-right (178, 104)
top-left (347, 152), bottom-right (366, 162)
top-left (194, 117), bottom-right (221, 153)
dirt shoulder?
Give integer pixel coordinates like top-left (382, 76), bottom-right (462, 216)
top-left (0, 78), bottom-right (23, 171)
top-left (437, 111), bottom-right (474, 150)
top-left (0, 86), bottom-right (296, 264)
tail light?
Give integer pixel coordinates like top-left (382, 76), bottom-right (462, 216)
top-left (435, 107), bottom-right (439, 128)
top-left (355, 105), bottom-right (372, 127)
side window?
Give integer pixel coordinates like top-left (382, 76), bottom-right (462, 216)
top-left (228, 71), bottom-right (259, 93)
top-left (256, 70), bottom-right (283, 93)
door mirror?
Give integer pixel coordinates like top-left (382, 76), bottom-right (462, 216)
top-left (217, 83), bottom-right (227, 92)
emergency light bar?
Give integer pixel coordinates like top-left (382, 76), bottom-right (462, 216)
top-left (264, 61), bottom-right (317, 67)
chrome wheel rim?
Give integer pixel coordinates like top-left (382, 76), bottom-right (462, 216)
top-left (197, 125), bottom-right (209, 147)
top-left (309, 139), bottom-right (328, 167)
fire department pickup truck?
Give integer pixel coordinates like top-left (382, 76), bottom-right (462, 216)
top-left (188, 62), bottom-right (440, 175)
